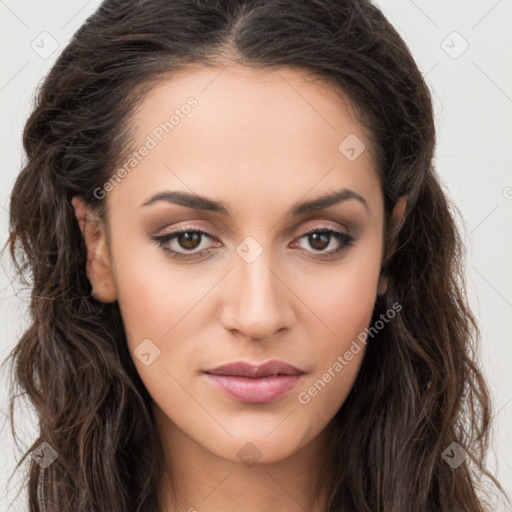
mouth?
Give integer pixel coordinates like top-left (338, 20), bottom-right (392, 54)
top-left (204, 360), bottom-right (305, 404)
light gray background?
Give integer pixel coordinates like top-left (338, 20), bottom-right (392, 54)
top-left (1, 1), bottom-right (511, 510)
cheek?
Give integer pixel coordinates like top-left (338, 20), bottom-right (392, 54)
top-left (112, 259), bottom-right (214, 409)
top-left (110, 235), bottom-right (215, 345)
top-left (294, 282), bottom-right (374, 428)
top-left (296, 243), bottom-right (382, 348)
top-left (292, 247), bottom-right (381, 415)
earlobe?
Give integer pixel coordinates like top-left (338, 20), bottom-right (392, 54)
top-left (377, 273), bottom-right (389, 296)
top-left (71, 197), bottom-right (117, 303)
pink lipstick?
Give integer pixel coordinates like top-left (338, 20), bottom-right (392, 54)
top-left (205, 360), bottom-right (305, 404)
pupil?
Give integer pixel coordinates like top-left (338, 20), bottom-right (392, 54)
top-left (309, 232), bottom-right (329, 251)
top-left (179, 232), bottom-right (201, 250)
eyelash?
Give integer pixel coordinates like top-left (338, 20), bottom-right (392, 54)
top-left (151, 226), bottom-right (355, 260)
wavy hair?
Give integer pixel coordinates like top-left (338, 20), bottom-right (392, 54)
top-left (4, 0), bottom-right (507, 510)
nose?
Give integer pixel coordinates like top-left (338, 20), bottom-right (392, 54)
top-left (220, 247), bottom-right (295, 342)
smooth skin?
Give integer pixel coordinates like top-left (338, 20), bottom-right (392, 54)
top-left (73, 62), bottom-right (406, 512)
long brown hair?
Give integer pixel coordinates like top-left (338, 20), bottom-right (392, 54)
top-left (4, 0), bottom-right (508, 510)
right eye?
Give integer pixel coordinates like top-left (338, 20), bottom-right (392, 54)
top-left (151, 228), bottom-right (221, 260)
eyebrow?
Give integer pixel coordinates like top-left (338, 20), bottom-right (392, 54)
top-left (140, 188), bottom-right (368, 215)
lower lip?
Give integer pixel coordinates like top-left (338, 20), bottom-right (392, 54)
top-left (205, 374), bottom-right (303, 404)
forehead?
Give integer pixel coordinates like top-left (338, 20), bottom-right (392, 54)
top-left (108, 63), bottom-right (383, 220)
top-left (131, 63), bottom-right (369, 151)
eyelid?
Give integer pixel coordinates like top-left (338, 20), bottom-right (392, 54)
top-left (153, 222), bottom-right (221, 238)
top-left (298, 222), bottom-right (349, 236)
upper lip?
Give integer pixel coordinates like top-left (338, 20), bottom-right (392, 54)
top-left (205, 360), bottom-right (305, 378)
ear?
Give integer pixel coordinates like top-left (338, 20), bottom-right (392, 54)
top-left (377, 196), bottom-right (407, 296)
top-left (71, 197), bottom-right (117, 303)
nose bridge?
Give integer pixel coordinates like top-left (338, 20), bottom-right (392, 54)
top-left (221, 237), bottom-right (293, 340)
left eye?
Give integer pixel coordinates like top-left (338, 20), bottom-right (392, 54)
top-left (293, 228), bottom-right (355, 257)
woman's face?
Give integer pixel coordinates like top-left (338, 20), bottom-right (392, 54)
top-left (99, 64), bottom-right (387, 465)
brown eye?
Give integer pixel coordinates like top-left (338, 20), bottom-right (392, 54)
top-left (293, 228), bottom-right (355, 258)
top-left (151, 229), bottom-right (219, 260)
top-left (307, 232), bottom-right (330, 251)
top-left (177, 231), bottom-right (203, 251)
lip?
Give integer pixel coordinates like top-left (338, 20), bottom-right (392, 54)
top-left (205, 360), bottom-right (305, 404)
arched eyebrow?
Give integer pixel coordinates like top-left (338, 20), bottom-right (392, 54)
top-left (290, 188), bottom-right (368, 215)
top-left (140, 190), bottom-right (229, 213)
top-left (140, 188), bottom-right (368, 215)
